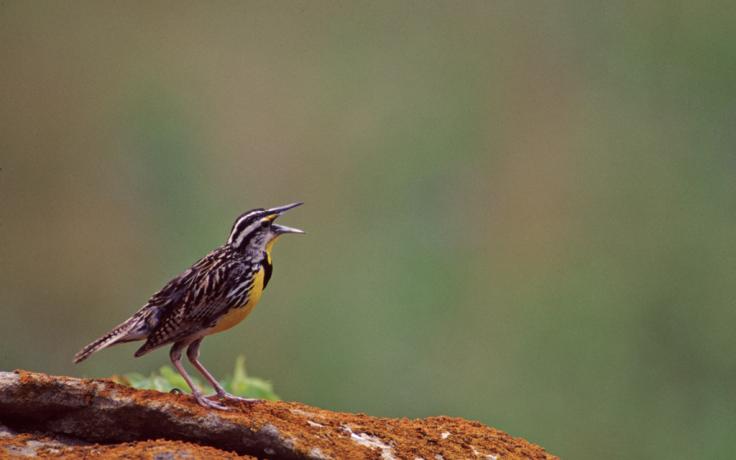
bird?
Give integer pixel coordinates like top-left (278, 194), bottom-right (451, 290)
top-left (73, 202), bottom-right (304, 410)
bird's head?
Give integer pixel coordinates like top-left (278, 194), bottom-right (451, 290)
top-left (227, 202), bottom-right (304, 254)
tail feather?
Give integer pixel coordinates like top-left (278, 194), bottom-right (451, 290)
top-left (73, 315), bottom-right (145, 364)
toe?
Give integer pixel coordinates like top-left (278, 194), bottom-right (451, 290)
top-left (222, 393), bottom-right (261, 403)
top-left (194, 394), bottom-right (229, 410)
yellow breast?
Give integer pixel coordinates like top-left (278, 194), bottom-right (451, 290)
top-left (209, 266), bottom-right (266, 334)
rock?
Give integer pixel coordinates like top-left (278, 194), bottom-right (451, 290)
top-left (0, 425), bottom-right (252, 459)
top-left (0, 370), bottom-right (557, 459)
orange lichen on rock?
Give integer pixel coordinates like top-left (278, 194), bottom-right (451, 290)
top-left (0, 370), bottom-right (557, 459)
top-left (0, 432), bottom-right (254, 459)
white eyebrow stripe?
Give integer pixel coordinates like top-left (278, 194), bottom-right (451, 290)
top-left (228, 211), bottom-right (265, 246)
top-left (232, 222), bottom-right (259, 246)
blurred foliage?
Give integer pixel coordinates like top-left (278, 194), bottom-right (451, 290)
top-left (113, 356), bottom-right (279, 401)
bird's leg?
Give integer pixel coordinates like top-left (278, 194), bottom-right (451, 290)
top-left (186, 339), bottom-right (259, 403)
top-left (170, 341), bottom-right (228, 410)
top-left (185, 339), bottom-right (228, 395)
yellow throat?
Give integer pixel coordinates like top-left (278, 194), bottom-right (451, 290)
top-left (209, 238), bottom-right (278, 334)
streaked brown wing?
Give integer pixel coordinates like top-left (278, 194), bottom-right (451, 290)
top-left (134, 254), bottom-right (249, 356)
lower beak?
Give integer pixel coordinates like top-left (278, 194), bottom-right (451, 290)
top-left (272, 224), bottom-right (305, 235)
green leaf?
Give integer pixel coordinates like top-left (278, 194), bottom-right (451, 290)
top-left (116, 355), bottom-right (279, 400)
top-left (229, 355), bottom-right (249, 395)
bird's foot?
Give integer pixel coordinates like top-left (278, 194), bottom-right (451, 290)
top-left (193, 392), bottom-right (229, 410)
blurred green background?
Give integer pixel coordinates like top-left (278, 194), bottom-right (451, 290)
top-left (2, 2), bottom-right (735, 458)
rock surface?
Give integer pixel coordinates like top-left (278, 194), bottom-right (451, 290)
top-left (0, 370), bottom-right (557, 459)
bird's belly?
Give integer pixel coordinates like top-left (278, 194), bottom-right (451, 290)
top-left (209, 267), bottom-right (266, 334)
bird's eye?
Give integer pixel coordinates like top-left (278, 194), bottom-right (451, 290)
top-left (260, 220), bottom-right (270, 228)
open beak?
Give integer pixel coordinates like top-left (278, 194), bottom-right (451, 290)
top-left (266, 202), bottom-right (305, 234)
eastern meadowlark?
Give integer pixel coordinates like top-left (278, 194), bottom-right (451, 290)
top-left (74, 202), bottom-right (304, 410)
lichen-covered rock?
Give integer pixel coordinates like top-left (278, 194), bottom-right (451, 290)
top-left (0, 426), bottom-right (254, 459)
top-left (0, 370), bottom-right (557, 459)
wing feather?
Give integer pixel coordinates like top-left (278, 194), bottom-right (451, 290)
top-left (134, 251), bottom-right (250, 356)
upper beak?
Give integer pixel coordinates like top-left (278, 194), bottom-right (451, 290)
top-left (266, 202), bottom-right (305, 234)
top-left (266, 202), bottom-right (304, 215)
